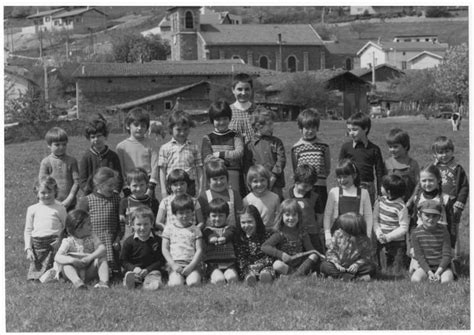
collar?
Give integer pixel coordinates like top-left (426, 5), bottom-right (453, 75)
top-left (212, 129), bottom-right (232, 136)
top-left (51, 153), bottom-right (66, 159)
top-left (133, 232), bottom-right (154, 241)
top-left (352, 138), bottom-right (369, 148)
top-left (293, 137), bottom-right (320, 147)
top-left (170, 138), bottom-right (191, 145)
top-left (289, 186), bottom-right (310, 199)
top-left (90, 145), bottom-right (109, 157)
top-left (129, 194), bottom-right (150, 202)
top-left (434, 156), bottom-right (457, 167)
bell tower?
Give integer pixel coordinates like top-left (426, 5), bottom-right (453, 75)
top-left (168, 6), bottom-right (201, 61)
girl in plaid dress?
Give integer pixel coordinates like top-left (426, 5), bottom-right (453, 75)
top-left (77, 167), bottom-right (123, 274)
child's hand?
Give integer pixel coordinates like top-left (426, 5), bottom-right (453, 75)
top-left (334, 263), bottom-right (346, 272)
top-left (377, 234), bottom-right (387, 244)
top-left (181, 265), bottom-right (193, 277)
top-left (281, 253), bottom-right (292, 263)
top-left (209, 236), bottom-right (218, 244)
top-left (428, 271), bottom-right (438, 282)
top-left (212, 152), bottom-right (220, 158)
top-left (269, 175), bottom-right (277, 189)
top-left (217, 236), bottom-right (226, 244)
top-left (80, 255), bottom-right (93, 266)
top-left (145, 188), bottom-right (154, 198)
top-left (171, 263), bottom-right (183, 274)
top-left (26, 249), bottom-right (35, 261)
top-left (113, 237), bottom-right (121, 251)
top-left (347, 264), bottom-right (359, 274)
top-left (61, 199), bottom-right (71, 208)
top-left (72, 258), bottom-right (86, 268)
top-left (139, 269), bottom-right (149, 278)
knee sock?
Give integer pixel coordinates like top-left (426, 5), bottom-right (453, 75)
top-left (294, 257), bottom-right (317, 277)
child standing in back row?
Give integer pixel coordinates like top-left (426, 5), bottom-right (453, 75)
top-left (339, 112), bottom-right (385, 205)
top-left (39, 127), bottom-right (79, 211)
top-left (244, 108), bottom-right (286, 200)
top-left (159, 110), bottom-right (203, 199)
top-left (116, 107), bottom-right (160, 198)
top-left (291, 108), bottom-right (331, 207)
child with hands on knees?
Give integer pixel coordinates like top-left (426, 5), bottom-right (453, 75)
top-left (155, 169), bottom-right (204, 231)
top-left (410, 200), bottom-right (454, 283)
top-left (201, 100), bottom-right (244, 196)
top-left (24, 176), bottom-right (67, 282)
top-left (320, 212), bottom-right (377, 281)
top-left (243, 165), bottom-right (280, 232)
top-left (235, 205), bottom-right (275, 285)
top-left (323, 159), bottom-right (373, 248)
top-left (38, 127), bottom-right (79, 211)
top-left (203, 198), bottom-right (238, 285)
top-left (161, 194), bottom-right (204, 287)
top-left (262, 199), bottom-right (319, 277)
top-left (373, 174), bottom-right (410, 271)
top-left (55, 209), bottom-right (109, 289)
top-left (77, 167), bottom-right (123, 275)
top-left (120, 206), bottom-right (166, 290)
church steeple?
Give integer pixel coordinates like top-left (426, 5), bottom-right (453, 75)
top-left (168, 6), bottom-right (201, 60)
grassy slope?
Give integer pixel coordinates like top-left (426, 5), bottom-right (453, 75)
top-left (4, 117), bottom-right (470, 331)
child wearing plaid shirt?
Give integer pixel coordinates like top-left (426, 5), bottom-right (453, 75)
top-left (159, 110), bottom-right (203, 199)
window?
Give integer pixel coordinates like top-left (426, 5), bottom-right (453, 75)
top-left (185, 11), bottom-right (194, 29)
top-left (345, 58), bottom-right (353, 70)
top-left (45, 17), bottom-right (50, 22)
top-left (54, 20), bottom-right (60, 26)
top-left (164, 100), bottom-right (173, 111)
top-left (259, 56), bottom-right (268, 69)
top-left (287, 56), bottom-right (296, 72)
top-left (402, 61), bottom-right (407, 70)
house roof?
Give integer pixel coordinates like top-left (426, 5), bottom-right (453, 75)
top-left (73, 60), bottom-right (266, 78)
top-left (357, 41), bottom-right (449, 55)
top-left (27, 8), bottom-right (65, 19)
top-left (324, 40), bottom-right (367, 55)
top-left (407, 51), bottom-right (444, 63)
top-left (350, 64), bottom-right (405, 77)
top-left (52, 8), bottom-right (106, 19)
top-left (107, 81), bottom-right (209, 110)
top-left (199, 24), bottom-right (324, 46)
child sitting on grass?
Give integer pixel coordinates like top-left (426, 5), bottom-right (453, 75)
top-left (55, 209), bottom-right (109, 289)
top-left (203, 198), bottom-right (238, 285)
top-left (161, 194), bottom-right (204, 287)
top-left (320, 212), bottom-right (376, 281)
top-left (120, 206), bottom-right (166, 290)
top-left (24, 176), bottom-right (67, 282)
top-left (410, 200), bottom-right (454, 283)
top-left (235, 205), bottom-right (275, 285)
top-left (262, 199), bottom-right (319, 277)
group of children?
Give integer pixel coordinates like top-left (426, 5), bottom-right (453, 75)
top-left (24, 73), bottom-right (468, 290)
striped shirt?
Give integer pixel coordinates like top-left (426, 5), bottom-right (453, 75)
top-left (291, 138), bottom-right (331, 187)
top-left (158, 138), bottom-right (202, 181)
top-left (373, 196), bottom-right (408, 242)
top-left (411, 224), bottom-right (452, 272)
top-left (201, 130), bottom-right (244, 170)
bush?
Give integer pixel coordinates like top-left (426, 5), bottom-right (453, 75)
top-left (425, 7), bottom-right (452, 18)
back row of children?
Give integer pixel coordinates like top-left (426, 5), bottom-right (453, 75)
top-left (26, 73), bottom-right (468, 288)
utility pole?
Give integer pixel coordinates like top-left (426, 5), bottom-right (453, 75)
top-left (278, 33), bottom-right (282, 72)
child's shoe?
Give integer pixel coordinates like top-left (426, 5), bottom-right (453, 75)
top-left (245, 274), bottom-right (257, 286)
top-left (357, 275), bottom-right (371, 282)
top-left (39, 268), bottom-right (57, 283)
top-left (259, 271), bottom-right (273, 284)
top-left (123, 271), bottom-right (136, 289)
top-left (94, 281), bottom-right (110, 288)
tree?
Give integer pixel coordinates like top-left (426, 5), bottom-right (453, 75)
top-left (433, 43), bottom-right (469, 107)
top-left (349, 21), bottom-right (373, 39)
top-left (425, 7), bottom-right (452, 18)
top-left (111, 32), bottom-right (170, 63)
top-left (4, 82), bottom-right (50, 124)
top-left (390, 68), bottom-right (441, 108)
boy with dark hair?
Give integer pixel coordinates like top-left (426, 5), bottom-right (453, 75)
top-left (288, 164), bottom-right (325, 254)
top-left (116, 107), bottom-right (159, 198)
top-left (339, 112), bottom-right (385, 205)
top-left (291, 108), bottom-right (330, 207)
top-left (79, 115), bottom-right (123, 196)
top-left (244, 109), bottom-right (286, 200)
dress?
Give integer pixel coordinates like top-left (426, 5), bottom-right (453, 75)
top-left (77, 192), bottom-right (122, 271)
top-left (235, 232), bottom-right (275, 280)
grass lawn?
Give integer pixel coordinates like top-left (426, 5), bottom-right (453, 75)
top-left (4, 116), bottom-right (470, 331)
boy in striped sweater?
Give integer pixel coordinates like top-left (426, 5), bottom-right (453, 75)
top-left (410, 200), bottom-right (454, 283)
top-left (373, 174), bottom-right (409, 272)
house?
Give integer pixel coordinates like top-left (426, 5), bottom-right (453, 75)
top-left (350, 64), bottom-right (404, 84)
top-left (324, 41), bottom-right (362, 70)
top-left (393, 34), bottom-right (438, 43)
top-left (356, 41), bottom-right (448, 70)
top-left (350, 6), bottom-right (376, 16)
top-left (4, 65), bottom-right (39, 99)
top-left (407, 51), bottom-right (444, 70)
top-left (72, 59), bottom-right (269, 123)
top-left (166, 6), bottom-right (328, 72)
top-left (27, 7), bottom-right (106, 33)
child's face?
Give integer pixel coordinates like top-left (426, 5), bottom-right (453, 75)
top-left (250, 176), bottom-right (269, 196)
top-left (240, 213), bottom-right (256, 237)
top-left (209, 212), bottom-right (227, 228)
top-left (282, 210), bottom-right (299, 228)
top-left (98, 178), bottom-right (116, 197)
top-left (38, 186), bottom-right (55, 205)
top-left (337, 174), bottom-right (355, 189)
top-left (171, 125), bottom-right (190, 143)
top-left (75, 218), bottom-right (92, 239)
top-left (49, 141), bottom-right (67, 156)
top-left (434, 149), bottom-right (454, 165)
top-left (128, 121), bottom-right (148, 140)
top-left (175, 209), bottom-right (194, 227)
top-left (89, 133), bottom-right (106, 152)
top-left (347, 124), bottom-right (367, 143)
top-left (232, 81), bottom-right (252, 103)
top-left (420, 171), bottom-right (438, 193)
top-left (300, 126), bottom-right (318, 141)
top-left (209, 175), bottom-right (228, 193)
top-left (213, 117), bottom-right (230, 133)
top-left (257, 120), bottom-right (274, 136)
top-left (388, 143), bottom-right (407, 159)
top-left (420, 211), bottom-right (441, 230)
top-left (133, 216), bottom-right (152, 240)
top-left (294, 182), bottom-right (313, 195)
top-left (130, 179), bottom-right (147, 198)
top-left (170, 181), bottom-right (187, 196)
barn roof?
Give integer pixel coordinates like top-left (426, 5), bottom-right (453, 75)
top-left (52, 7), bottom-right (106, 18)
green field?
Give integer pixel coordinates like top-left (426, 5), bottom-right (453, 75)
top-left (4, 116), bottom-right (469, 331)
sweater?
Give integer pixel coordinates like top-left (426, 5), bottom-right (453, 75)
top-left (38, 154), bottom-right (79, 203)
top-left (326, 229), bottom-right (372, 268)
top-left (120, 233), bottom-right (165, 273)
top-left (434, 158), bottom-right (469, 209)
top-left (201, 130), bottom-right (244, 170)
top-left (411, 224), bottom-right (452, 273)
top-left (291, 137), bottom-right (331, 187)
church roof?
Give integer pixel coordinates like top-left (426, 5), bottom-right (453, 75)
top-left (199, 24), bottom-right (324, 46)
